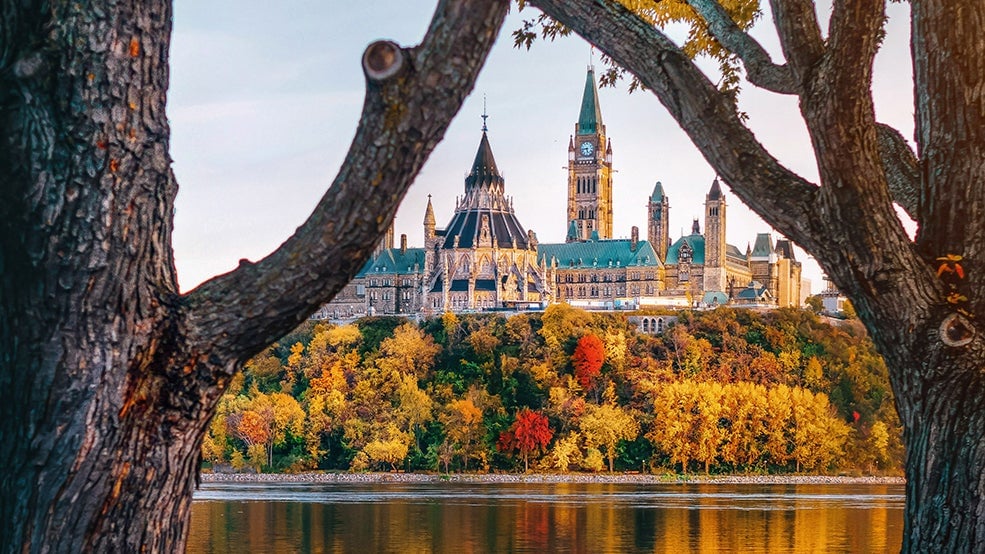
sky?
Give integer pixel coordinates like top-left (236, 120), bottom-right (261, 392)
top-left (168, 1), bottom-right (915, 294)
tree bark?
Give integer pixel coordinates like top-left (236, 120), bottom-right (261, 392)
top-left (529, 0), bottom-right (985, 551)
top-left (0, 0), bottom-right (508, 551)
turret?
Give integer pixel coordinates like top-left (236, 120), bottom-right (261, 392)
top-left (424, 194), bottom-right (436, 240)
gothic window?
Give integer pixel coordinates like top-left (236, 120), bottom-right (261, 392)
top-left (642, 319), bottom-right (650, 333)
top-left (604, 286), bottom-right (611, 297)
top-left (680, 247), bottom-right (692, 265)
top-left (632, 285), bottom-right (639, 295)
top-left (591, 286), bottom-right (598, 297)
top-left (657, 318), bottom-right (665, 333)
top-left (646, 284), bottom-right (654, 294)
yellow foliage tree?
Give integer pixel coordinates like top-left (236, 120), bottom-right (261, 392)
top-left (440, 398), bottom-right (486, 471)
top-left (546, 432), bottom-right (582, 472)
top-left (579, 402), bottom-right (639, 472)
top-left (378, 323), bottom-right (441, 379)
top-left (362, 424), bottom-right (412, 471)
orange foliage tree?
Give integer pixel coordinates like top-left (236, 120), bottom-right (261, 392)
top-left (572, 334), bottom-right (605, 390)
top-left (498, 409), bottom-right (554, 472)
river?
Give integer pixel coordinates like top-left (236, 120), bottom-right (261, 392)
top-left (189, 480), bottom-right (904, 553)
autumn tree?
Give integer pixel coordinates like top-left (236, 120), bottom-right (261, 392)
top-left (0, 0), bottom-right (508, 550)
top-left (579, 395), bottom-right (639, 472)
top-left (378, 322), bottom-right (441, 379)
top-left (440, 398), bottom-right (487, 471)
top-left (497, 408), bottom-right (554, 471)
top-left (572, 333), bottom-right (605, 390)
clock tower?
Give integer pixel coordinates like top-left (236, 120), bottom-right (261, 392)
top-left (566, 67), bottom-right (613, 242)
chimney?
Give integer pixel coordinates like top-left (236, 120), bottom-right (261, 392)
top-left (631, 226), bottom-right (639, 251)
top-left (400, 233), bottom-right (407, 254)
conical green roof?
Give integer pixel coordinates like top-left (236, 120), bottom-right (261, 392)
top-left (578, 68), bottom-right (603, 134)
top-left (650, 181), bottom-right (665, 202)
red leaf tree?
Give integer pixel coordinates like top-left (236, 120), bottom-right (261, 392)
top-left (572, 334), bottom-right (605, 390)
top-left (498, 409), bottom-right (554, 472)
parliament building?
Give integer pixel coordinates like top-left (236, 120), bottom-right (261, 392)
top-left (320, 68), bottom-right (801, 319)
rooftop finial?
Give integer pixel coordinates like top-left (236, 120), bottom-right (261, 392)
top-left (589, 46), bottom-right (594, 70)
top-left (481, 94), bottom-right (488, 133)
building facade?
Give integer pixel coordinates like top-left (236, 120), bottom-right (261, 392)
top-left (319, 67), bottom-right (803, 319)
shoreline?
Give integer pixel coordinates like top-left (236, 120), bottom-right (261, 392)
top-left (200, 471), bottom-right (904, 486)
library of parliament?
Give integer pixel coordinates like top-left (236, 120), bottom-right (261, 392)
top-left (321, 68), bottom-right (802, 319)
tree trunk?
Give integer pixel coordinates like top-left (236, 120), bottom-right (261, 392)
top-left (0, 0), bottom-right (508, 551)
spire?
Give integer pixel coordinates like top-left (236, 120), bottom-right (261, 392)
top-left (465, 131), bottom-right (503, 192)
top-left (578, 67), bottom-right (604, 134)
top-left (566, 220), bottom-right (579, 242)
top-left (692, 219), bottom-right (701, 235)
top-left (481, 94), bottom-right (488, 133)
top-left (708, 177), bottom-right (723, 200)
top-left (650, 181), bottom-right (665, 202)
top-left (424, 194), bottom-right (436, 227)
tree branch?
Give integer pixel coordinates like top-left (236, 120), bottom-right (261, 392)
top-left (530, 0), bottom-right (822, 252)
top-left (877, 123), bottom-right (920, 220)
top-left (824, 0), bottom-right (885, 98)
top-left (767, 0), bottom-right (824, 80)
top-left (684, 0), bottom-right (798, 94)
top-left (181, 0), bottom-right (509, 364)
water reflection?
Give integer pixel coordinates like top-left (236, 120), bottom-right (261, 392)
top-left (189, 482), bottom-right (904, 553)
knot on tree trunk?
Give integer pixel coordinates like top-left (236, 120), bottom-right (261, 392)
top-left (363, 41), bottom-right (405, 82)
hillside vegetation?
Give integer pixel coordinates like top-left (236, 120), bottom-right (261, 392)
top-left (202, 306), bottom-right (903, 475)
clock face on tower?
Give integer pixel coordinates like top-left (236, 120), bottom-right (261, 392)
top-left (579, 141), bottom-right (594, 157)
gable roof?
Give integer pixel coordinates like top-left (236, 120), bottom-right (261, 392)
top-left (356, 247), bottom-right (426, 277)
top-left (666, 233), bottom-right (705, 265)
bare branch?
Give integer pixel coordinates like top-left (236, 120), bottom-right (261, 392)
top-left (767, 0), bottom-right (824, 79)
top-left (530, 0), bottom-right (821, 252)
top-left (181, 0), bottom-right (510, 363)
top-left (684, 0), bottom-right (798, 94)
top-left (876, 123), bottom-right (919, 220)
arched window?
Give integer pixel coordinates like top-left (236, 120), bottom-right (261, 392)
top-left (657, 318), bottom-right (664, 333)
top-left (642, 319), bottom-right (650, 333)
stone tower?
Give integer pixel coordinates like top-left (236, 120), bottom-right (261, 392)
top-left (566, 67), bottom-right (613, 242)
top-left (648, 181), bottom-right (670, 262)
top-left (703, 178), bottom-right (727, 293)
